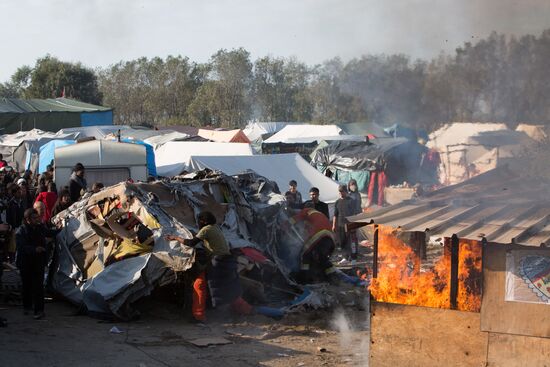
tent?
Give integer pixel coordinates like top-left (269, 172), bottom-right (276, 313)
top-left (243, 122), bottom-right (302, 141)
top-left (0, 128), bottom-right (76, 171)
top-left (336, 122), bottom-right (389, 138)
top-left (197, 129), bottom-right (250, 143)
top-left (155, 141), bottom-right (254, 177)
top-left (58, 125), bottom-right (133, 140)
top-left (427, 122), bottom-right (534, 185)
top-left (310, 139), bottom-right (434, 193)
top-left (188, 153), bottom-right (340, 203)
top-left (515, 123), bottom-right (547, 142)
top-left (0, 97), bottom-right (113, 134)
top-left (263, 124), bottom-right (344, 144)
top-left (37, 139), bottom-right (76, 173)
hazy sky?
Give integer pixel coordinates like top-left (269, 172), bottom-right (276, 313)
top-left (1, 0), bottom-right (550, 82)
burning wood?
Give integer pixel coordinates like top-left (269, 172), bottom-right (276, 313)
top-left (368, 225), bottom-right (482, 312)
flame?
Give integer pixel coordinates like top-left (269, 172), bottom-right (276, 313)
top-left (368, 225), bottom-right (482, 312)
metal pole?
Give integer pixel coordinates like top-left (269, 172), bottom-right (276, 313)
top-left (373, 224), bottom-right (379, 278)
top-left (450, 234), bottom-right (459, 310)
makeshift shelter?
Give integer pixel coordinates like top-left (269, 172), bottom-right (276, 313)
top-left (120, 139), bottom-right (157, 177)
top-left (263, 124), bottom-right (344, 144)
top-left (243, 122), bottom-right (301, 142)
top-left (310, 139), bottom-right (436, 206)
top-left (427, 122), bottom-right (534, 185)
top-left (54, 140), bottom-right (148, 187)
top-left (197, 128), bottom-right (250, 143)
top-left (155, 141), bottom-right (254, 177)
top-left (188, 153), bottom-right (340, 203)
top-left (516, 123), bottom-right (548, 142)
top-left (0, 128), bottom-right (76, 171)
top-left (349, 167), bottom-right (550, 366)
top-left (383, 123), bottom-right (428, 142)
top-left (58, 125), bottom-right (133, 140)
top-left (49, 172), bottom-right (296, 319)
top-left (0, 97), bottom-right (113, 134)
top-left (37, 139), bottom-right (75, 174)
top-left (243, 122), bottom-right (302, 153)
top-left (336, 122), bottom-right (388, 138)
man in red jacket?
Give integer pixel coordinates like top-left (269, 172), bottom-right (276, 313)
top-left (288, 207), bottom-right (336, 283)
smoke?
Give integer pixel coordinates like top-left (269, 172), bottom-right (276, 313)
top-left (331, 295), bottom-right (371, 366)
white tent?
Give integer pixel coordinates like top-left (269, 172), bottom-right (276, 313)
top-left (427, 122), bottom-right (534, 185)
top-left (155, 141), bottom-right (253, 177)
top-left (243, 122), bottom-right (301, 141)
top-left (263, 124), bottom-right (343, 144)
top-left (188, 153), bottom-right (340, 203)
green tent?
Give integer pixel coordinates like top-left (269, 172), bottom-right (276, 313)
top-left (0, 97), bottom-right (113, 134)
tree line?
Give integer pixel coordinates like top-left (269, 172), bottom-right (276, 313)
top-left (2, 29), bottom-right (550, 132)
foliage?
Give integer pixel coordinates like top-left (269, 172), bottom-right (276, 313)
top-left (3, 28), bottom-right (550, 132)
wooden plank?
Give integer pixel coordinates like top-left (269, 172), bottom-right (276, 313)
top-left (487, 332), bottom-right (550, 367)
top-left (370, 302), bottom-right (488, 367)
top-left (480, 244), bottom-right (550, 338)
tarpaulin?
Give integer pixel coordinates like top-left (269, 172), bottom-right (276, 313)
top-left (310, 138), bottom-right (432, 186)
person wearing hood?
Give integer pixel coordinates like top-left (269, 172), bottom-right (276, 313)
top-left (68, 163), bottom-right (87, 203)
top-left (347, 179), bottom-right (362, 215)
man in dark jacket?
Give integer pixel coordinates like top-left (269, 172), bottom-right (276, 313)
top-left (68, 163), bottom-right (87, 203)
top-left (303, 187), bottom-right (329, 219)
top-left (16, 208), bottom-right (59, 319)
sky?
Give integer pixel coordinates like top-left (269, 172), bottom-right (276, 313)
top-left (1, 0), bottom-right (550, 82)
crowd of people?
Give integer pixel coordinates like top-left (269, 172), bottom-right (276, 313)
top-left (0, 157), bottom-right (97, 321)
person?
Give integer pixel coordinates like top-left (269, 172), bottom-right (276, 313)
top-left (0, 154), bottom-right (7, 168)
top-left (51, 190), bottom-right (73, 218)
top-left (347, 179), bottom-right (362, 215)
top-left (91, 182), bottom-right (104, 194)
top-left (284, 180), bottom-right (303, 209)
top-left (15, 208), bottom-right (59, 319)
top-left (33, 201), bottom-right (47, 224)
top-left (68, 163), bottom-right (87, 202)
top-left (16, 179), bottom-right (33, 210)
top-left (303, 187), bottom-right (329, 219)
top-left (165, 211), bottom-right (253, 323)
top-left (287, 207), bottom-right (336, 283)
top-left (35, 182), bottom-right (58, 223)
top-left (332, 184), bottom-right (355, 261)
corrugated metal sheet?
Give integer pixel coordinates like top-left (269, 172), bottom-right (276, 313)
top-left (350, 166), bottom-right (550, 246)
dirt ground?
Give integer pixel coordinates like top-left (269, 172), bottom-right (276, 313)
top-left (0, 297), bottom-right (370, 367)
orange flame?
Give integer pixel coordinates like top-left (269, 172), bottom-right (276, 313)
top-left (368, 225), bottom-right (482, 312)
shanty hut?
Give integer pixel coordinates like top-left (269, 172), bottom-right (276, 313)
top-left (349, 166), bottom-right (550, 366)
top-left (0, 97), bottom-right (112, 134)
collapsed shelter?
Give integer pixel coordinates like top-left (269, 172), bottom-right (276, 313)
top-left (49, 172), bottom-right (296, 319)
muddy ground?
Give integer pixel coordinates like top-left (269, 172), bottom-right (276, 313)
top-left (0, 296), bottom-right (370, 367)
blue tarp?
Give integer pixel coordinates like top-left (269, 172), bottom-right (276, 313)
top-left (38, 140), bottom-right (75, 173)
top-left (121, 139), bottom-right (157, 177)
top-left (80, 111), bottom-right (113, 127)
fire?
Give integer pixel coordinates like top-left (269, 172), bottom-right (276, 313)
top-left (368, 225), bottom-right (482, 312)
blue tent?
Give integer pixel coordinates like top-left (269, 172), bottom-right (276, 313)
top-left (121, 139), bottom-right (157, 177)
top-left (38, 140), bottom-right (75, 173)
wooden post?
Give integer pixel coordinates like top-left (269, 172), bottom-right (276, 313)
top-left (450, 234), bottom-right (459, 310)
top-left (373, 224), bottom-right (379, 278)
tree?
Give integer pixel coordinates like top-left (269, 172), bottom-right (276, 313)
top-left (188, 48), bottom-right (253, 127)
top-left (19, 56), bottom-right (102, 104)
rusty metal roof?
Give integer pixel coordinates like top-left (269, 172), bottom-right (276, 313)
top-left (350, 166), bottom-right (550, 246)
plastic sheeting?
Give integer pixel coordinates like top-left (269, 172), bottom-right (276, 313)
top-left (155, 141), bottom-right (254, 177)
top-left (310, 139), bottom-right (432, 186)
top-left (263, 124), bottom-right (343, 144)
top-left (188, 153), bottom-right (340, 203)
top-left (197, 129), bottom-right (250, 143)
top-left (38, 139), bottom-right (75, 173)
